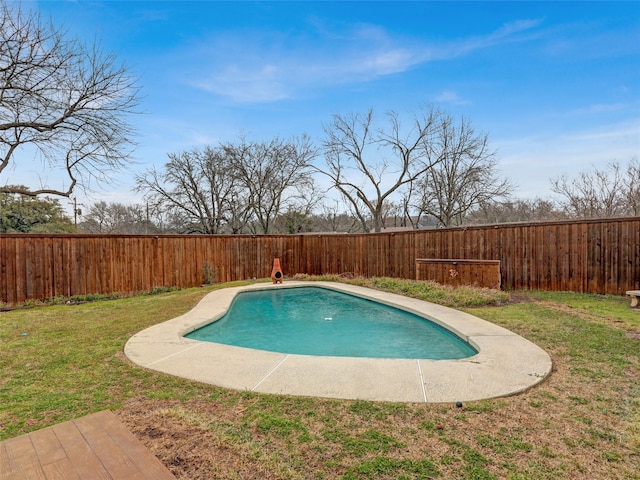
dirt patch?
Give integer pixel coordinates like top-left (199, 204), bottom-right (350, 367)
top-left (504, 291), bottom-right (532, 305)
top-left (118, 398), bottom-right (278, 479)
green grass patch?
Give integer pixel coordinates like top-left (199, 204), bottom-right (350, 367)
top-left (323, 429), bottom-right (406, 457)
top-left (1, 280), bottom-right (638, 479)
top-left (256, 414), bottom-right (311, 442)
top-left (525, 290), bottom-right (640, 330)
top-left (342, 456), bottom-right (441, 479)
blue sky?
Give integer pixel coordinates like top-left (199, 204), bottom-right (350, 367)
top-left (20, 1), bottom-right (640, 211)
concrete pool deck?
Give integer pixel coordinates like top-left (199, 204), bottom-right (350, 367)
top-left (124, 282), bottom-right (552, 403)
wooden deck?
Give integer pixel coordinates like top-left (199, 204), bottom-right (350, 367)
top-left (0, 410), bottom-right (176, 480)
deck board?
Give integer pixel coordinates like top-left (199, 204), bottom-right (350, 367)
top-left (0, 411), bottom-right (176, 480)
top-left (41, 458), bottom-right (81, 480)
top-left (51, 421), bottom-right (111, 480)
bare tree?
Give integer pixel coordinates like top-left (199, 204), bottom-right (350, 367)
top-left (466, 198), bottom-right (567, 225)
top-left (224, 136), bottom-right (317, 234)
top-left (272, 181), bottom-right (322, 234)
top-left (136, 146), bottom-right (239, 234)
top-left (79, 201), bottom-right (157, 234)
top-left (551, 160), bottom-right (630, 218)
top-left (136, 137), bottom-right (315, 234)
top-left (0, 2), bottom-right (140, 197)
top-left (405, 114), bottom-right (512, 227)
top-left (225, 191), bottom-right (255, 234)
top-left (319, 107), bottom-right (446, 233)
top-left (380, 200), bottom-right (406, 229)
top-left (314, 200), bottom-right (362, 233)
top-left (401, 179), bottom-right (423, 229)
top-left (623, 157), bottom-right (639, 216)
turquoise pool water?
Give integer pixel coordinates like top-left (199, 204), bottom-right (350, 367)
top-left (186, 286), bottom-right (477, 359)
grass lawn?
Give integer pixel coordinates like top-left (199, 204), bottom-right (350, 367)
top-left (1, 279), bottom-right (638, 479)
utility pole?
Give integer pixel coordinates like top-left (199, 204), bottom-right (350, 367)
top-left (69, 197), bottom-right (83, 228)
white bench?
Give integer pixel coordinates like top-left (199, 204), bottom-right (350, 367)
top-left (626, 290), bottom-right (640, 308)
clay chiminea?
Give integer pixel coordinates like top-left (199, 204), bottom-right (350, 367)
top-left (271, 258), bottom-right (283, 284)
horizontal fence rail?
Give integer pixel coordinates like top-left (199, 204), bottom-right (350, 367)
top-left (1, 217), bottom-right (638, 305)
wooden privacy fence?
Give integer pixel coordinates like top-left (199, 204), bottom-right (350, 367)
top-left (1, 217), bottom-right (638, 305)
top-left (415, 259), bottom-right (501, 289)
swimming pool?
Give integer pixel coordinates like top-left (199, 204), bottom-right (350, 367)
top-left (186, 286), bottom-right (477, 359)
top-left (125, 281), bottom-right (553, 402)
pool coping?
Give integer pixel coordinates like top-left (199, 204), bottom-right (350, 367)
top-left (124, 281), bottom-right (552, 403)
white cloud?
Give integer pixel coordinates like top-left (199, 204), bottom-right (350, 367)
top-left (492, 19), bottom-right (544, 41)
top-left (434, 90), bottom-right (470, 106)
top-left (360, 49), bottom-right (416, 75)
top-left (178, 18), bottom-right (543, 104)
top-left (561, 119), bottom-right (640, 142)
top-left (441, 18), bottom-right (544, 58)
top-left (196, 64), bottom-right (290, 103)
top-left (567, 102), bottom-right (630, 116)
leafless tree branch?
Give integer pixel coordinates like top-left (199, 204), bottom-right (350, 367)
top-left (551, 159), bottom-right (636, 219)
top-left (318, 106), bottom-right (449, 232)
top-left (0, 2), bottom-right (140, 197)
